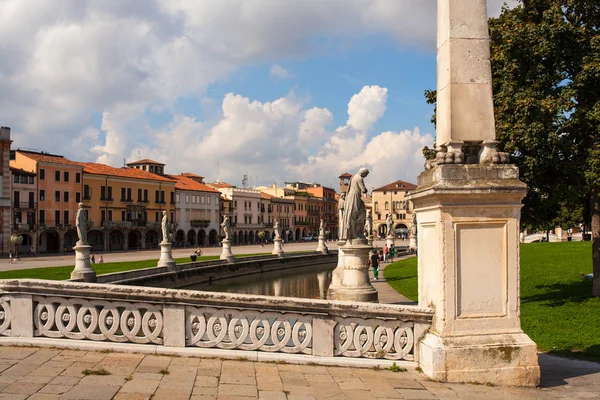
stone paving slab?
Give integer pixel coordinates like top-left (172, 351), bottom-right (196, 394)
top-left (0, 346), bottom-right (598, 399)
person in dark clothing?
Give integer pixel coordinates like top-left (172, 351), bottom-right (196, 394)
top-left (369, 250), bottom-right (380, 280)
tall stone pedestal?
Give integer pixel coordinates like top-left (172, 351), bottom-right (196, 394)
top-left (327, 241), bottom-right (345, 299)
top-left (408, 165), bottom-right (540, 386)
top-left (409, 232), bottom-right (417, 250)
top-left (272, 238), bottom-right (284, 258)
top-left (316, 236), bottom-right (328, 254)
top-left (71, 243), bottom-right (96, 282)
top-left (333, 240), bottom-right (378, 303)
top-left (220, 239), bottom-right (235, 263)
top-left (157, 241), bottom-right (176, 270)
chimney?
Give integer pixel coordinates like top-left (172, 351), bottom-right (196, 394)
top-left (0, 126), bottom-right (11, 141)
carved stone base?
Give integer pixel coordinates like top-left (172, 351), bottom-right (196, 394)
top-left (220, 239), bottom-right (235, 263)
top-left (334, 240), bottom-right (378, 303)
top-left (70, 244), bottom-right (96, 282)
top-left (386, 236), bottom-right (395, 251)
top-left (272, 239), bottom-right (284, 258)
top-left (327, 241), bottom-right (346, 299)
top-left (419, 332), bottom-right (540, 386)
top-left (316, 236), bottom-right (328, 254)
top-left (157, 241), bottom-right (176, 270)
top-left (409, 234), bottom-right (417, 250)
top-left (425, 140), bottom-right (510, 170)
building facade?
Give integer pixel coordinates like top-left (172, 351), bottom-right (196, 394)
top-left (171, 174), bottom-right (221, 247)
top-left (0, 127), bottom-right (10, 254)
top-left (371, 179), bottom-right (417, 239)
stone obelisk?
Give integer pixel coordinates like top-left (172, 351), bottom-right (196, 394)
top-left (407, 0), bottom-right (539, 386)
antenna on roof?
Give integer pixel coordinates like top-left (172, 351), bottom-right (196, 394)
top-left (123, 158), bottom-right (126, 167)
top-left (138, 150), bottom-right (140, 160)
top-left (216, 157), bottom-right (220, 181)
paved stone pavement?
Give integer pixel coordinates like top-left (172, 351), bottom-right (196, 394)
top-left (0, 346), bottom-right (598, 399)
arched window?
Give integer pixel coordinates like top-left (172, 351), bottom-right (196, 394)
top-left (385, 201), bottom-right (389, 210)
top-left (374, 202), bottom-right (379, 212)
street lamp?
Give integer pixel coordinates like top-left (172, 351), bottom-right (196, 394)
top-left (11, 233), bottom-right (23, 260)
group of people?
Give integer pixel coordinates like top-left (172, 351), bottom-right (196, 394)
top-left (368, 244), bottom-right (396, 280)
top-left (91, 255), bottom-right (104, 264)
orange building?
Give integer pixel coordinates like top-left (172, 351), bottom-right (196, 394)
top-left (80, 160), bottom-right (176, 251)
top-left (11, 150), bottom-right (84, 253)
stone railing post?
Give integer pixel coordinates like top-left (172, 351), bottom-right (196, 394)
top-left (163, 304), bottom-right (185, 347)
top-left (312, 317), bottom-right (335, 357)
top-left (10, 294), bottom-right (33, 337)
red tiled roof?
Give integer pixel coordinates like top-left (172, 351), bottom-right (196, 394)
top-left (208, 182), bottom-right (233, 188)
top-left (339, 172), bottom-right (352, 178)
top-left (126, 159), bottom-right (165, 166)
top-left (373, 179), bottom-right (417, 192)
top-left (170, 175), bottom-right (220, 193)
top-left (17, 151), bottom-right (83, 167)
top-left (181, 172), bottom-right (204, 179)
top-left (78, 162), bottom-right (176, 182)
top-left (260, 192), bottom-right (273, 200)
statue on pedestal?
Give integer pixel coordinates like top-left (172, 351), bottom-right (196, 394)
top-left (364, 210), bottom-right (372, 238)
top-left (273, 219), bottom-right (281, 240)
top-left (338, 192), bottom-right (346, 240)
top-left (340, 168), bottom-right (369, 243)
top-left (76, 203), bottom-right (88, 245)
top-left (221, 215), bottom-right (232, 241)
top-left (410, 213), bottom-right (417, 237)
top-left (161, 211), bottom-right (169, 243)
top-left (386, 213), bottom-right (394, 238)
top-left (319, 219), bottom-right (325, 238)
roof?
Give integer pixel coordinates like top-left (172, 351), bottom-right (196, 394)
top-left (181, 172), bottom-right (204, 179)
top-left (260, 192), bottom-right (273, 200)
top-left (10, 166), bottom-right (36, 176)
top-left (373, 179), bottom-right (417, 192)
top-left (17, 150), bottom-right (83, 167)
top-left (126, 159), bottom-right (165, 166)
top-left (208, 181), bottom-right (233, 189)
top-left (339, 172), bottom-right (352, 178)
top-left (78, 162), bottom-right (176, 182)
top-left (170, 175), bottom-right (220, 193)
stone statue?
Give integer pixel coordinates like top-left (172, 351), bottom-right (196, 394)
top-left (338, 193), bottom-right (346, 240)
top-left (220, 215), bottom-right (232, 241)
top-left (364, 210), bottom-right (372, 237)
top-left (76, 203), bottom-right (88, 245)
top-left (273, 219), bottom-right (281, 240)
top-left (386, 213), bottom-right (394, 238)
top-left (410, 213), bottom-right (417, 236)
top-left (319, 219), bottom-right (325, 238)
top-left (341, 168), bottom-right (369, 242)
top-left (161, 211), bottom-right (169, 243)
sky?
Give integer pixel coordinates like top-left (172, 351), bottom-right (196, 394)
top-left (0, 0), bottom-right (517, 190)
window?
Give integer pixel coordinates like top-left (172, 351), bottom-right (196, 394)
top-left (39, 190), bottom-right (45, 201)
top-left (13, 175), bottom-right (18, 183)
top-left (176, 194), bottom-right (180, 203)
top-left (29, 176), bottom-right (34, 184)
top-left (138, 188), bottom-right (142, 202)
top-left (64, 192), bottom-right (69, 202)
top-left (200, 196), bottom-right (205, 204)
top-left (55, 171), bottom-right (60, 181)
top-left (39, 210), bottom-right (45, 224)
top-left (108, 210), bottom-right (113, 221)
top-left (101, 186), bottom-right (106, 200)
top-left (160, 191), bottom-right (165, 203)
top-left (76, 192), bottom-right (81, 203)
top-left (101, 210), bottom-right (106, 223)
top-left (55, 191), bottom-right (60, 202)
top-left (155, 212), bottom-right (159, 222)
top-left (20, 175), bottom-right (26, 184)
top-left (127, 188), bottom-right (132, 201)
top-left (55, 210), bottom-right (60, 225)
top-left (121, 188), bottom-right (126, 201)
top-left (155, 190), bottom-right (159, 202)
top-left (84, 185), bottom-right (90, 200)
top-left (191, 195), bottom-right (195, 204)
top-left (383, 191), bottom-right (387, 195)
top-left (39, 169), bottom-right (45, 180)
top-left (186, 194), bottom-right (190, 204)
top-left (170, 192), bottom-right (174, 204)
top-left (108, 186), bottom-right (112, 200)
top-left (207, 196), bottom-right (211, 205)
top-left (64, 211), bottom-right (69, 225)
top-left (75, 173), bottom-right (81, 183)
top-left (144, 189), bottom-right (148, 202)
top-left (122, 210), bottom-right (126, 221)
top-left (64, 171), bottom-right (69, 182)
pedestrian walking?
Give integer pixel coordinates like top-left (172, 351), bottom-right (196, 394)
top-left (388, 245), bottom-right (395, 263)
top-left (91, 255), bottom-right (95, 264)
top-left (8, 251), bottom-right (14, 264)
top-left (382, 244), bottom-right (388, 262)
top-left (99, 255), bottom-right (104, 264)
top-left (369, 250), bottom-right (380, 280)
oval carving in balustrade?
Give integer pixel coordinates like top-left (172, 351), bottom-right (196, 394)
top-left (33, 296), bottom-right (163, 344)
top-left (186, 306), bottom-right (312, 354)
top-left (334, 318), bottom-right (414, 360)
top-left (0, 297), bottom-right (11, 336)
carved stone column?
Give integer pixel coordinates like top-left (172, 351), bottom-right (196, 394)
top-left (71, 243), bottom-right (96, 282)
top-left (326, 240), bottom-right (345, 299)
top-left (333, 239), bottom-right (378, 303)
top-left (157, 241), bottom-right (176, 270)
top-left (316, 235), bottom-right (328, 254)
top-left (272, 238), bottom-right (284, 258)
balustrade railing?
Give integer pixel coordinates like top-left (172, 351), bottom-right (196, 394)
top-left (0, 280), bottom-right (433, 363)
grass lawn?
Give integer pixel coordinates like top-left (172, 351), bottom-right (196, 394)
top-left (0, 253), bottom-right (275, 281)
top-left (385, 241), bottom-right (600, 361)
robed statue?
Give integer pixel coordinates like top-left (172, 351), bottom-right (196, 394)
top-left (341, 168), bottom-right (369, 243)
top-left (221, 215), bottom-right (232, 241)
top-left (338, 192), bottom-right (346, 241)
top-left (364, 210), bottom-right (372, 238)
top-left (319, 219), bottom-right (325, 238)
top-left (76, 203), bottom-right (88, 245)
top-left (161, 211), bottom-right (169, 243)
top-left (410, 213), bottom-right (417, 237)
top-left (386, 213), bottom-right (394, 238)
top-left (273, 219), bottom-right (281, 240)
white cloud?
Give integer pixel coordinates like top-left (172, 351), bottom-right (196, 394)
top-left (0, 0), bottom-right (511, 186)
top-left (269, 64), bottom-right (294, 80)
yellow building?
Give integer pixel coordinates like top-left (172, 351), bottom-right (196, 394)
top-left (371, 179), bottom-right (417, 239)
top-left (80, 160), bottom-right (176, 251)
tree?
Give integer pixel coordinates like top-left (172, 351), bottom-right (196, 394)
top-left (425, 0), bottom-right (600, 295)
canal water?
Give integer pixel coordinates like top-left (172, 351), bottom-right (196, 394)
top-left (180, 263), bottom-right (337, 299)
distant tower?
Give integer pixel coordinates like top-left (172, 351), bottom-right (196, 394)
top-left (242, 174), bottom-right (248, 189)
top-left (338, 172), bottom-right (352, 193)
